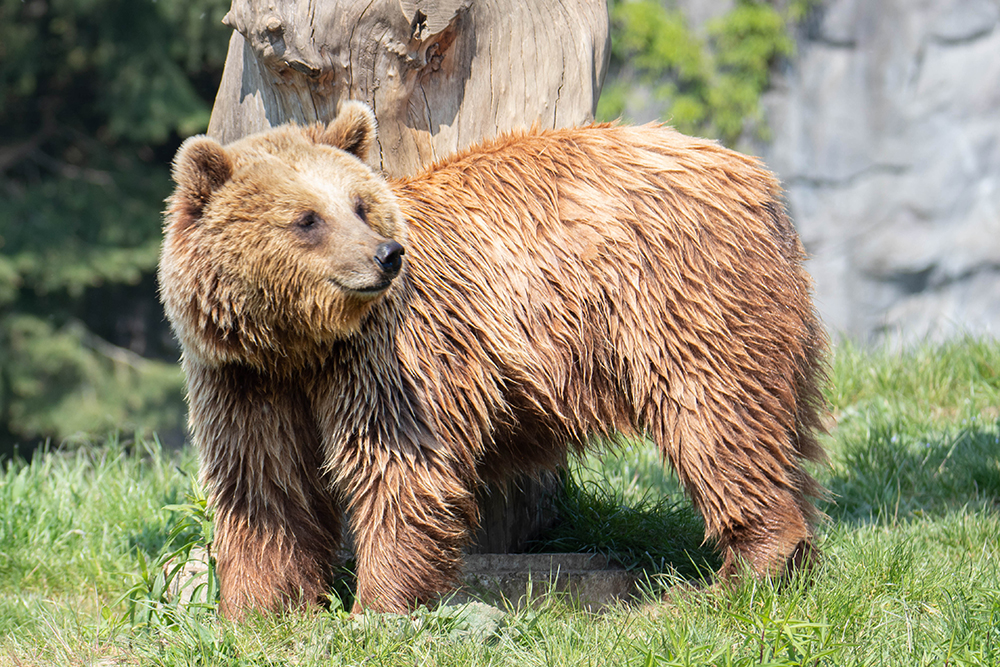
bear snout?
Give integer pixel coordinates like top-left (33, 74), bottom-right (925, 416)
top-left (374, 241), bottom-right (405, 278)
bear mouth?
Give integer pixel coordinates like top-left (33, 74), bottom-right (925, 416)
top-left (328, 277), bottom-right (393, 298)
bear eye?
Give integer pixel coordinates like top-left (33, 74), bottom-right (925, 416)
top-left (294, 210), bottom-right (321, 230)
top-left (353, 196), bottom-right (368, 223)
top-left (292, 211), bottom-right (325, 243)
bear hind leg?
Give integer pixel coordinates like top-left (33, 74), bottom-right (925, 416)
top-left (336, 441), bottom-right (477, 614)
top-left (651, 399), bottom-right (820, 582)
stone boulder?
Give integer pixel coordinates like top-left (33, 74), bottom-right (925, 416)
top-left (762, 0), bottom-right (1000, 344)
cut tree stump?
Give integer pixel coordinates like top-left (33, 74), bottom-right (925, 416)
top-left (206, 0), bottom-right (610, 553)
top-left (208, 0), bottom-right (610, 177)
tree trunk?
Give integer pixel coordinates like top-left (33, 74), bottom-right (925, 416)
top-left (208, 0), bottom-right (609, 177)
top-left (207, 0), bottom-right (609, 552)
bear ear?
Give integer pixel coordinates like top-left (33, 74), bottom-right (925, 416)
top-left (171, 135), bottom-right (233, 212)
top-left (316, 101), bottom-right (377, 161)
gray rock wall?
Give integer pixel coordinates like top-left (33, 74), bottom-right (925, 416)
top-left (762, 0), bottom-right (1000, 344)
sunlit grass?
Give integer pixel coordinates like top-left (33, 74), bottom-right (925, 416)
top-left (1, 339), bottom-right (999, 665)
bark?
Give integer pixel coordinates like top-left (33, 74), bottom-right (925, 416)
top-left (208, 0), bottom-right (609, 177)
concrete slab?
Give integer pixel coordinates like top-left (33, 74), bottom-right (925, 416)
top-left (455, 552), bottom-right (640, 610)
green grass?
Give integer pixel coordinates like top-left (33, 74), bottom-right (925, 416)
top-left (1, 338), bottom-right (999, 665)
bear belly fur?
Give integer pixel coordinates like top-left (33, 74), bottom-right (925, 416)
top-left (159, 103), bottom-right (828, 617)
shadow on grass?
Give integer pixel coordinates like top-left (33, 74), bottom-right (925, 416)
top-left (824, 417), bottom-right (1000, 525)
top-left (530, 472), bottom-right (720, 581)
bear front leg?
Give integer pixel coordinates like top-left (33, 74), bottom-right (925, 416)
top-left (186, 362), bottom-right (343, 619)
top-left (336, 443), bottom-right (476, 613)
top-left (211, 475), bottom-right (341, 619)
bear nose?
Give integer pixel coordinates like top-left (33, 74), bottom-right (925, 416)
top-left (374, 241), bottom-right (405, 277)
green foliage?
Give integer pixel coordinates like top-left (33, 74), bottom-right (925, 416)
top-left (598, 2), bottom-right (710, 130)
top-left (0, 0), bottom-right (229, 144)
top-left (3, 315), bottom-right (184, 440)
top-left (0, 0), bottom-right (231, 449)
top-left (116, 482), bottom-right (219, 632)
top-left (598, 0), bottom-right (798, 146)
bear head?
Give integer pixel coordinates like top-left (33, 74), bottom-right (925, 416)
top-left (158, 102), bottom-right (407, 369)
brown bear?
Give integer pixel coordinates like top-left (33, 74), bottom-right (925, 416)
top-left (158, 102), bottom-right (828, 618)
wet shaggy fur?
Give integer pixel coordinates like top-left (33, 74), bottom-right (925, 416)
top-left (158, 102), bottom-right (828, 617)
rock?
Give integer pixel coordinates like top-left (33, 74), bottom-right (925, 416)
top-left (762, 0), bottom-right (1000, 344)
top-left (672, 0), bottom-right (733, 29)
